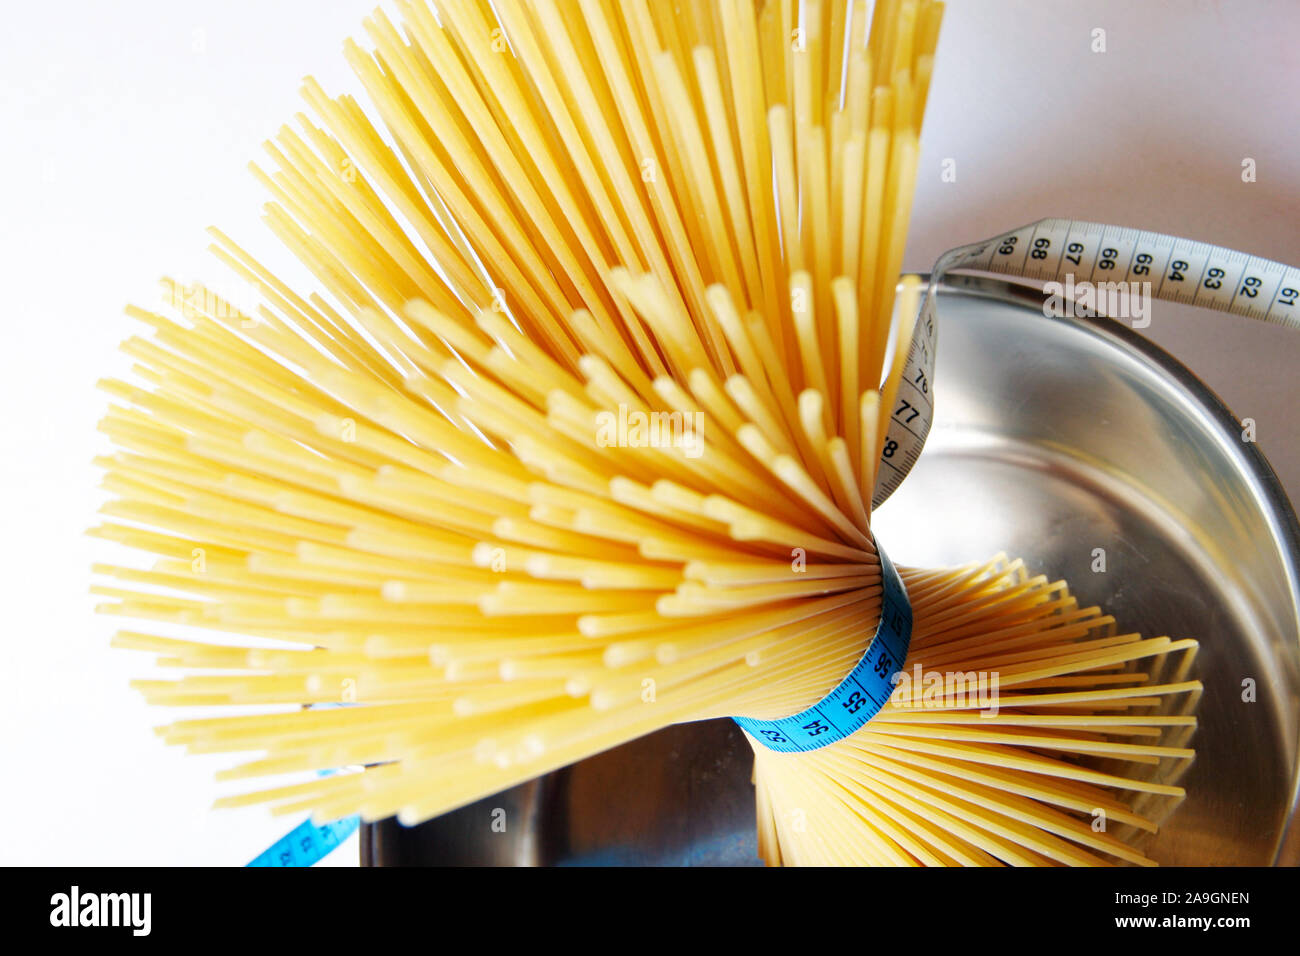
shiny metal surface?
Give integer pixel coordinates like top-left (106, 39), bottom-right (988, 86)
top-left (363, 719), bottom-right (762, 865)
top-left (364, 277), bottom-right (1300, 866)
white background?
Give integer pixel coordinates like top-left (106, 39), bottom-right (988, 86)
top-left (0, 0), bottom-right (1296, 865)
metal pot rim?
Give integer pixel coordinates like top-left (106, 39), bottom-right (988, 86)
top-left (928, 272), bottom-right (1300, 864)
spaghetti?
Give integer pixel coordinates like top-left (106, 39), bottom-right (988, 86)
top-left (94, 0), bottom-right (1200, 865)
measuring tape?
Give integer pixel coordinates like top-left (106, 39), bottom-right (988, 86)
top-left (733, 543), bottom-right (912, 753)
top-left (742, 218), bottom-right (1299, 754)
top-left (246, 705), bottom-right (359, 867)
top-left (872, 217), bottom-right (1300, 509)
top-left (247, 813), bottom-right (360, 867)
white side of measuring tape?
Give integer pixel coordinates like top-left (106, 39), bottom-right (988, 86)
top-left (873, 217), bottom-right (1300, 509)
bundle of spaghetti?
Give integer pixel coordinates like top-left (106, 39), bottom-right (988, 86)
top-left (90, 0), bottom-right (1202, 862)
top-left (751, 557), bottom-right (1200, 866)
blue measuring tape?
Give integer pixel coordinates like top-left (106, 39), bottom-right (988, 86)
top-left (246, 704), bottom-right (360, 867)
top-left (247, 814), bottom-right (360, 867)
top-left (733, 544), bottom-right (912, 753)
top-left (241, 561), bottom-right (908, 861)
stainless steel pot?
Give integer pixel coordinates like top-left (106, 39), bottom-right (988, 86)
top-left (363, 275), bottom-right (1300, 866)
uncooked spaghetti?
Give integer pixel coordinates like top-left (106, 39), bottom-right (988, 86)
top-left (94, 0), bottom-right (1199, 864)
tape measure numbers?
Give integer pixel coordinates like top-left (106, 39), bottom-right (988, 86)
top-left (246, 706), bottom-right (360, 867)
top-left (873, 218), bottom-right (1300, 509)
top-left (247, 814), bottom-right (360, 867)
top-left (742, 218), bottom-right (1299, 755)
top-left (733, 543), bottom-right (912, 753)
